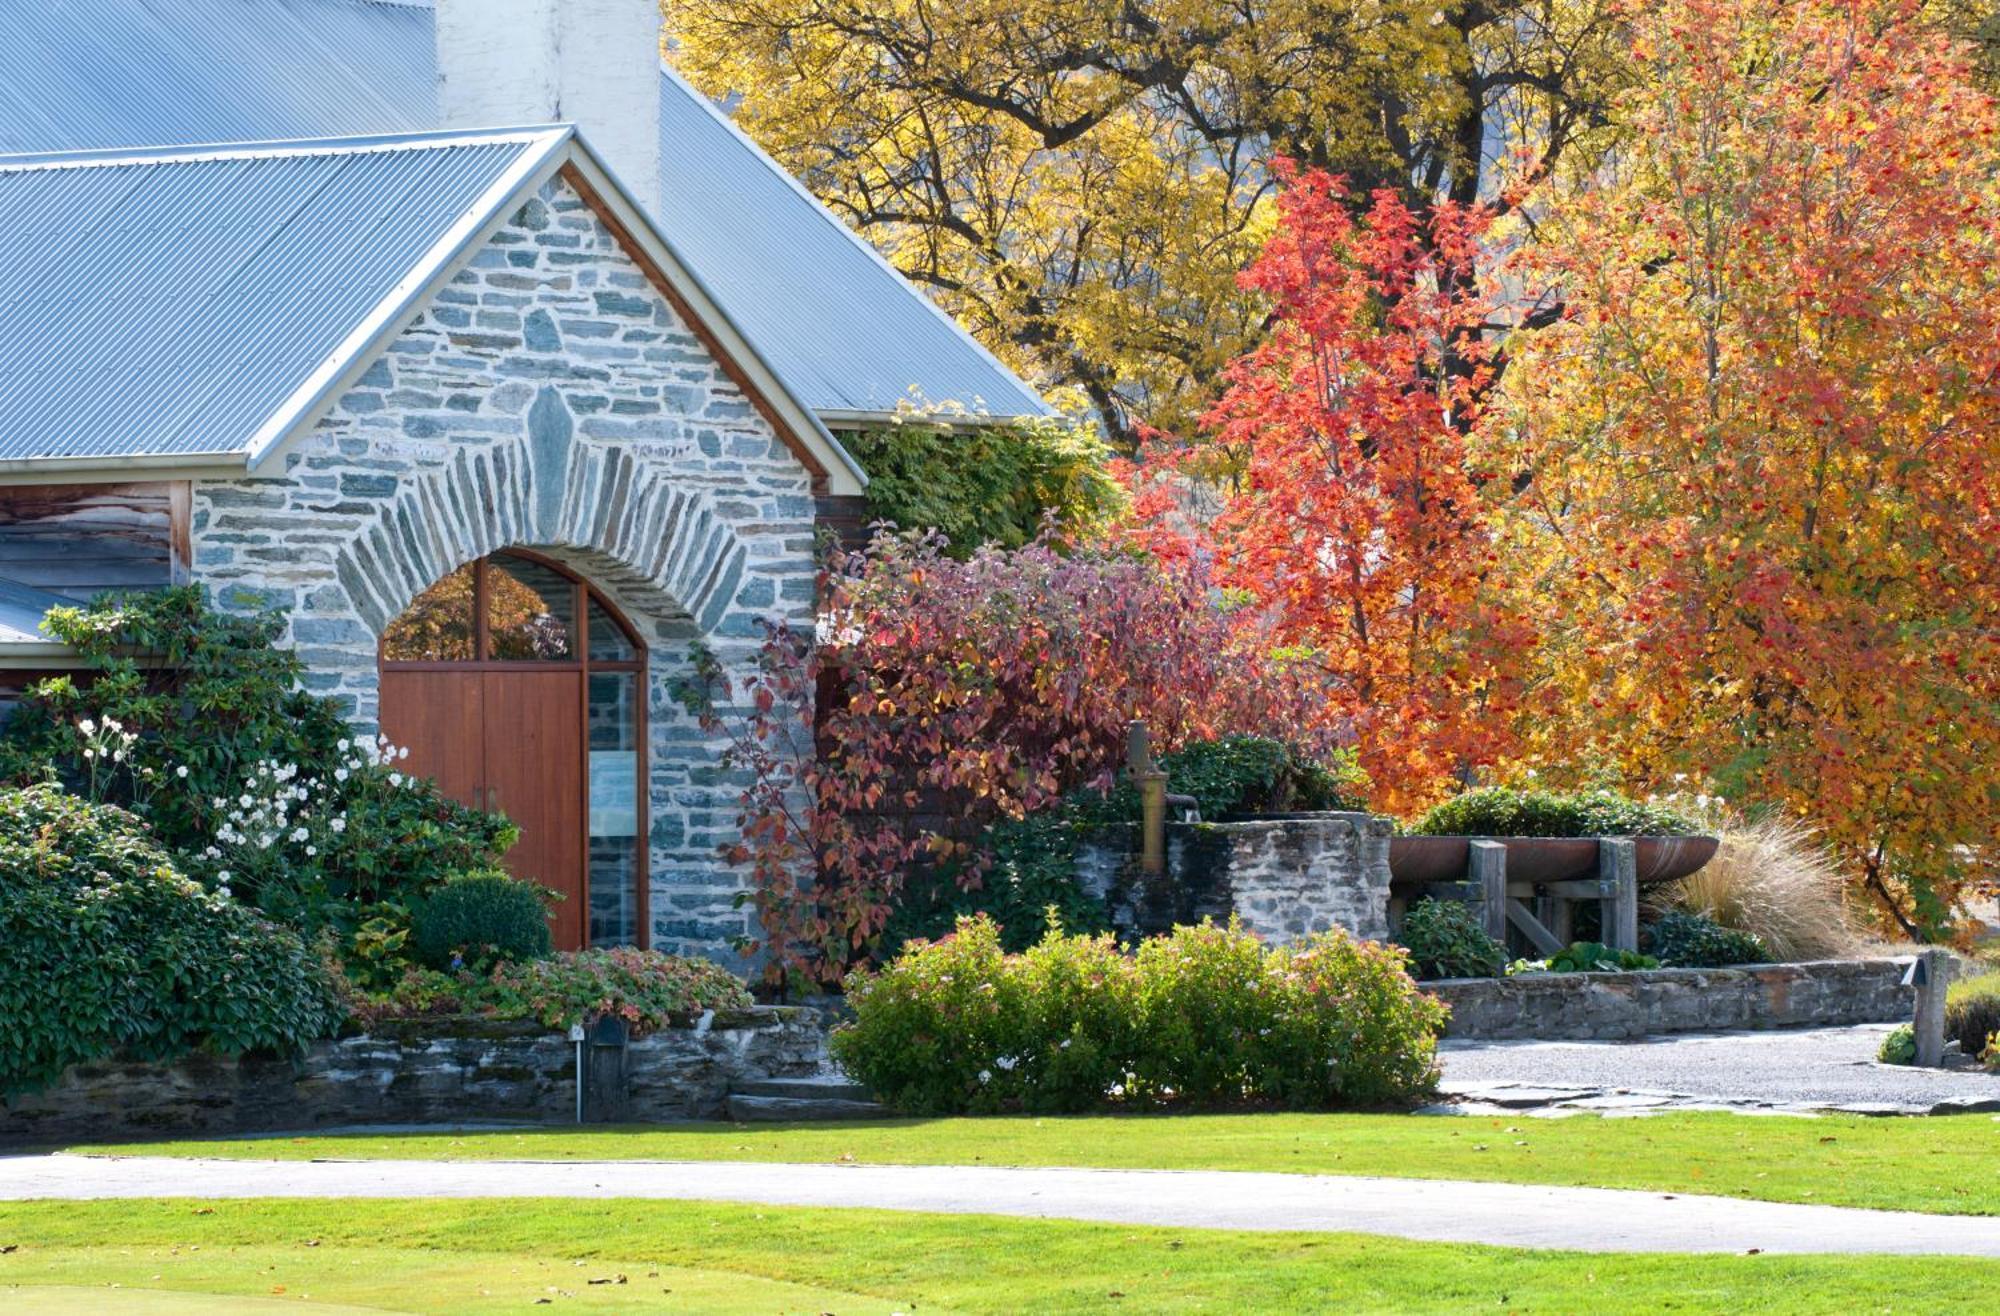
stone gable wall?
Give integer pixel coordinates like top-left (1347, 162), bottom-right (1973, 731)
top-left (188, 176), bottom-right (820, 965)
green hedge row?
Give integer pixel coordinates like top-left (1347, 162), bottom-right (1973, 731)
top-left (833, 915), bottom-right (1446, 1115)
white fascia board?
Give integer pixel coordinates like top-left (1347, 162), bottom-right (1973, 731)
top-left (243, 127), bottom-right (577, 475)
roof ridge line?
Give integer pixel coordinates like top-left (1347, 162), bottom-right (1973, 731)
top-left (0, 125), bottom-right (573, 174)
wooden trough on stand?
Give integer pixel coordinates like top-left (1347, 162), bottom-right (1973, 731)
top-left (1388, 835), bottom-right (1719, 954)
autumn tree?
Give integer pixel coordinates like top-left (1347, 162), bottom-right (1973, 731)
top-left (1200, 164), bottom-right (1534, 813)
top-left (667, 0), bottom-right (1626, 446)
top-left (1495, 0), bottom-right (2000, 936)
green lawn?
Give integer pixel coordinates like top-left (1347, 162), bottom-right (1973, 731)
top-left (77, 1109), bottom-right (2000, 1216)
top-left (3, 1198), bottom-right (1998, 1314)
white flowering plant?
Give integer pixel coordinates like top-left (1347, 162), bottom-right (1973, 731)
top-left (0, 588), bottom-right (517, 945)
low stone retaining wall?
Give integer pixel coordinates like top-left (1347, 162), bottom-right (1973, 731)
top-left (1078, 814), bottom-right (1393, 945)
top-left (1430, 959), bottom-right (1915, 1041)
top-left (0, 1006), bottom-right (826, 1146)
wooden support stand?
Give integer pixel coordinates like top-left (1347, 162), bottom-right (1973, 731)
top-left (1600, 837), bottom-right (1639, 953)
top-left (1402, 835), bottom-right (1642, 956)
top-left (1469, 840), bottom-right (1508, 943)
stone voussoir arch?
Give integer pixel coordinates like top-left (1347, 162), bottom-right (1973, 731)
top-left (333, 395), bottom-right (752, 648)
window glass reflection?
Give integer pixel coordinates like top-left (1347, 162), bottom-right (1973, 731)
top-left (587, 670), bottom-right (641, 946)
top-left (379, 563), bottom-right (475, 661)
top-left (487, 553), bottom-right (575, 661)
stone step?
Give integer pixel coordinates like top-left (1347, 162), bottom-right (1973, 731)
top-left (725, 1093), bottom-right (891, 1123)
top-left (732, 1074), bottom-right (874, 1102)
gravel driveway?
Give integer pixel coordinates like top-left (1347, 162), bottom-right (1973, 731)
top-left (1439, 1024), bottom-right (2000, 1114)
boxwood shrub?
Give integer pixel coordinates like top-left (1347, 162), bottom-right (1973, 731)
top-left (1409, 787), bottom-right (1699, 838)
top-left (411, 870), bottom-right (553, 969)
top-left (0, 785), bottom-right (343, 1096)
top-left (832, 915), bottom-right (1446, 1115)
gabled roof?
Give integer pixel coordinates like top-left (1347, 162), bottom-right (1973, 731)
top-left (0, 127), bottom-right (866, 494)
top-left (0, 0), bottom-right (1052, 424)
top-left (0, 129), bottom-right (561, 467)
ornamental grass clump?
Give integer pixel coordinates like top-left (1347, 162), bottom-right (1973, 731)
top-left (1671, 814), bottom-right (1863, 961)
top-left (0, 785), bottom-right (343, 1096)
top-left (833, 915), bottom-right (1446, 1116)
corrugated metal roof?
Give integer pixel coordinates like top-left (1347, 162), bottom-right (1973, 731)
top-left (0, 0), bottom-right (437, 154)
top-left (0, 0), bottom-right (1051, 422)
top-left (0, 129), bottom-right (567, 463)
top-left (652, 66), bottom-right (1050, 421)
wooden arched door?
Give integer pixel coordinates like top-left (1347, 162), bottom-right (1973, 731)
top-left (378, 550), bottom-right (647, 950)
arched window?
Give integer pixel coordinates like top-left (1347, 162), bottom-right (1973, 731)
top-left (379, 551), bottom-right (647, 950)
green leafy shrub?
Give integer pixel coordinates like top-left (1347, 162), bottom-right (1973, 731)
top-left (882, 806), bottom-right (1116, 956)
top-left (833, 915), bottom-right (1445, 1115)
top-left (1511, 943), bottom-right (1660, 974)
top-left (1945, 972), bottom-right (2000, 1058)
top-left (842, 415), bottom-right (1126, 554)
top-left (1646, 910), bottom-right (1769, 968)
top-left (1409, 787), bottom-right (1699, 838)
top-left (1397, 898), bottom-right (1507, 980)
top-left (350, 948), bottom-right (752, 1036)
top-left (0, 785), bottom-right (343, 1095)
top-left (411, 871), bottom-right (553, 969)
top-left (1153, 736), bottom-right (1368, 819)
top-left (0, 588), bottom-right (515, 964)
top-left (1878, 1024), bottom-right (1917, 1066)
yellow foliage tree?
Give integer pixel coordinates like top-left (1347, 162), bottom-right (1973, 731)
top-left (1492, 0), bottom-right (2000, 938)
top-left (667, 0), bottom-right (1625, 446)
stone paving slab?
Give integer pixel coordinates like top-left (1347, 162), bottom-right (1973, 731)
top-left (1437, 1024), bottom-right (2000, 1115)
top-left (4, 1155), bottom-right (1997, 1257)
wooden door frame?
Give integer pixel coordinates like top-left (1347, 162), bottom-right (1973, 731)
top-left (379, 548), bottom-right (651, 949)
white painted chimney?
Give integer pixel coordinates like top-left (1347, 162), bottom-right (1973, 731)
top-left (435, 0), bottom-right (662, 204)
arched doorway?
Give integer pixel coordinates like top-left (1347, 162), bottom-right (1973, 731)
top-left (378, 550), bottom-right (647, 950)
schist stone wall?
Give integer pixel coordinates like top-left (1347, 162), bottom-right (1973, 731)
top-left (0, 1009), bottom-right (826, 1145)
top-left (1078, 814), bottom-right (1394, 945)
top-left (1430, 959), bottom-right (1918, 1041)
top-left (186, 176), bottom-right (821, 964)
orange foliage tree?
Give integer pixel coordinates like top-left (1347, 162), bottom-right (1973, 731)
top-left (1495, 0), bottom-right (2000, 935)
top-left (1198, 164), bottom-right (1536, 813)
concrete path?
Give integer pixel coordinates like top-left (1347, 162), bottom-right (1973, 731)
top-left (5, 1155), bottom-right (1997, 1257)
top-left (1439, 1025), bottom-right (2000, 1115)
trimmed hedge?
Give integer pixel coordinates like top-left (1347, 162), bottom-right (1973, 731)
top-left (0, 786), bottom-right (342, 1096)
top-left (833, 915), bottom-right (1446, 1115)
top-left (1409, 787), bottom-right (1699, 838)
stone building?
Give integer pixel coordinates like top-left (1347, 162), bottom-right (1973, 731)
top-left (0, 1), bottom-right (1051, 965)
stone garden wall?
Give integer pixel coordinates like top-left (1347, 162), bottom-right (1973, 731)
top-left (1078, 814), bottom-right (1393, 945)
top-left (0, 1007), bottom-right (826, 1146)
top-left (1430, 958), bottom-right (1916, 1041)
